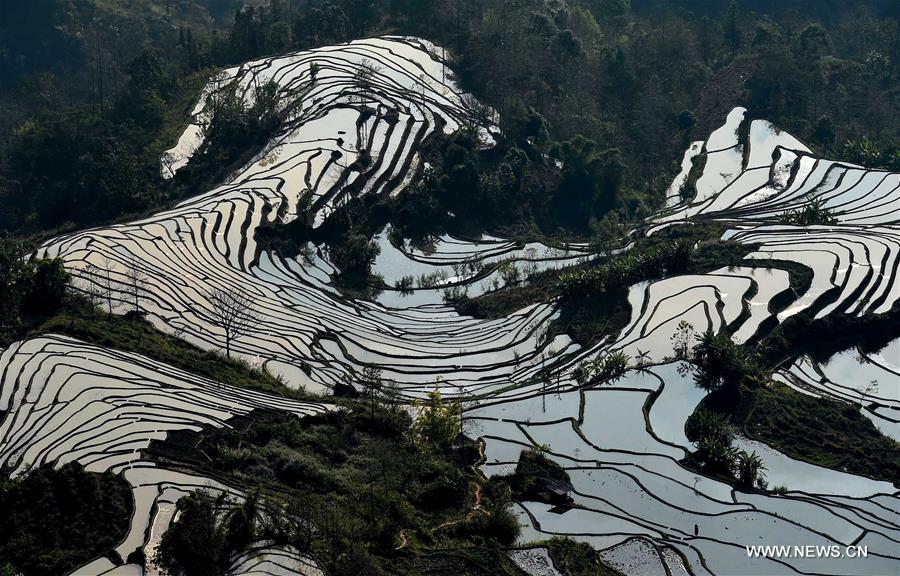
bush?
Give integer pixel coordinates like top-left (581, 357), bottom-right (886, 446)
top-left (415, 474), bottom-right (469, 511)
top-left (735, 450), bottom-right (767, 490)
top-left (485, 507), bottom-right (521, 545)
top-left (686, 409), bottom-right (737, 476)
top-left (779, 198), bottom-right (838, 225)
top-left (573, 351), bottom-right (630, 386)
top-left (411, 389), bottom-right (460, 451)
top-left (691, 328), bottom-right (758, 393)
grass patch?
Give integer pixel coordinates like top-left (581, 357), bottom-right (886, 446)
top-left (149, 404), bottom-right (524, 575)
top-left (738, 383), bottom-right (899, 485)
top-left (32, 304), bottom-right (315, 400)
top-left (457, 225), bottom-right (759, 348)
top-left (546, 537), bottom-right (624, 576)
top-left (695, 381), bottom-right (900, 486)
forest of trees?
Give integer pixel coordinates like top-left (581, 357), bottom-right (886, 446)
top-left (1, 0), bottom-right (898, 240)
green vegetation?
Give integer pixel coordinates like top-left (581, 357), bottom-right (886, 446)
top-left (156, 490), bottom-right (267, 576)
top-left (411, 388), bottom-right (462, 452)
top-left (682, 314), bottom-right (900, 486)
top-left (0, 463), bottom-right (132, 576)
top-left (328, 230), bottom-right (382, 285)
top-left (391, 128), bottom-right (631, 239)
top-left (0, 1), bottom-right (286, 239)
top-left (11, 0), bottom-right (893, 187)
top-left (684, 408), bottom-right (767, 490)
top-left (1, 1), bottom-right (899, 572)
top-left (559, 240), bottom-right (694, 300)
top-left (4, 0), bottom-right (897, 244)
top-left (410, 0), bottom-right (900, 187)
top-left (0, 239), bottom-right (68, 345)
top-left (149, 403), bottom-right (523, 575)
top-left (732, 383), bottom-right (899, 485)
top-left (500, 449), bottom-right (574, 507)
top-left (33, 302), bottom-right (312, 399)
top-left (759, 304), bottom-right (900, 368)
top-left (573, 351), bottom-right (631, 387)
top-left (690, 328), bottom-right (760, 393)
top-left (458, 226), bottom-right (756, 347)
top-left (691, 379), bottom-right (900, 486)
top-left (546, 538), bottom-right (624, 576)
top-left (779, 197), bottom-right (839, 225)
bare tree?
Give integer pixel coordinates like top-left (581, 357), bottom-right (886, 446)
top-left (100, 257), bottom-right (116, 314)
top-left (81, 263), bottom-right (103, 318)
top-left (860, 380), bottom-right (879, 408)
top-left (161, 152), bottom-right (178, 179)
top-left (359, 365), bottom-right (383, 419)
top-left (381, 377), bottom-right (401, 412)
top-left (353, 60), bottom-right (380, 152)
top-left (209, 287), bottom-right (261, 358)
top-left (124, 257), bottom-right (147, 314)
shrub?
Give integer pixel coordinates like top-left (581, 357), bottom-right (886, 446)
top-left (779, 198), bottom-right (838, 225)
top-left (691, 328), bottom-right (758, 392)
top-left (411, 389), bottom-right (460, 451)
top-left (573, 351), bottom-right (631, 386)
top-left (686, 409), bottom-right (737, 476)
top-left (735, 450), bottom-right (767, 490)
top-left (486, 507), bottom-right (521, 545)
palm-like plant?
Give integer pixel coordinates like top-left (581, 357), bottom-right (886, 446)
top-left (735, 450), bottom-right (767, 490)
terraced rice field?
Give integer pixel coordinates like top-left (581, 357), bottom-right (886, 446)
top-left (0, 37), bottom-right (897, 575)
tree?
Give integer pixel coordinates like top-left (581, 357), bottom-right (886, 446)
top-left (735, 450), bottom-right (767, 490)
top-left (412, 387), bottom-right (460, 451)
top-left (813, 115), bottom-right (835, 146)
top-left (330, 232), bottom-right (380, 281)
top-left (0, 463), bottom-right (131, 576)
top-left (156, 491), bottom-right (229, 576)
top-left (100, 257), bottom-right (116, 314)
top-left (691, 328), bottom-right (756, 392)
top-left (588, 0), bottom-right (630, 21)
top-left (0, 239), bottom-right (68, 342)
top-left (798, 23), bottom-right (830, 62)
top-left (21, 257), bottom-right (67, 319)
top-left (573, 351), bottom-right (630, 386)
top-left (725, 1), bottom-right (742, 57)
top-left (589, 213), bottom-right (623, 257)
top-left (677, 110), bottom-right (696, 131)
top-left (671, 320), bottom-right (695, 360)
top-left (209, 287), bottom-right (261, 358)
top-left (124, 257), bottom-right (147, 314)
top-left (81, 263), bottom-right (103, 317)
top-left (687, 409), bottom-right (737, 476)
top-left (549, 136), bottom-right (627, 227)
top-left (359, 365), bottom-right (383, 419)
top-left (353, 60), bottom-right (380, 151)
